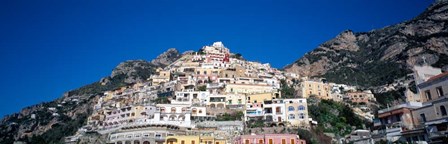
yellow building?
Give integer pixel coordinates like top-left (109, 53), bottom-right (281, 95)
top-left (301, 81), bottom-right (331, 99)
top-left (165, 136), bottom-right (226, 144)
top-left (226, 84), bottom-right (275, 95)
top-left (219, 66), bottom-right (246, 78)
top-left (152, 70), bottom-right (171, 86)
top-left (247, 92), bottom-right (281, 104)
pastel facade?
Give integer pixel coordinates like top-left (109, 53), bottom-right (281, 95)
top-left (165, 135), bottom-right (226, 144)
top-left (233, 134), bottom-right (306, 144)
top-left (154, 104), bottom-right (193, 128)
top-left (102, 105), bottom-right (157, 129)
top-left (109, 129), bottom-right (179, 144)
top-left (246, 92), bottom-right (280, 104)
top-left (284, 99), bottom-right (309, 128)
top-left (225, 84), bottom-right (275, 95)
top-left (346, 91), bottom-right (375, 104)
top-left (173, 91), bottom-right (210, 105)
top-left (301, 81), bottom-right (331, 99)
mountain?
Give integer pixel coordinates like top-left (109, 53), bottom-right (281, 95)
top-left (0, 48), bottom-right (180, 143)
top-left (285, 0), bottom-right (448, 88)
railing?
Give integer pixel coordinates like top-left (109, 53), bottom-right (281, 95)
top-left (429, 131), bottom-right (447, 138)
top-left (378, 102), bottom-right (422, 113)
top-left (385, 127), bottom-right (402, 134)
top-left (121, 120), bottom-right (194, 128)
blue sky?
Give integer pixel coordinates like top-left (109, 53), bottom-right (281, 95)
top-left (0, 0), bottom-right (433, 117)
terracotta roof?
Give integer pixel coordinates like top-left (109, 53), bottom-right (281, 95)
top-left (427, 71), bottom-right (448, 82)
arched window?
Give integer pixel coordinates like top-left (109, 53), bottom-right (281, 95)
top-left (288, 114), bottom-right (295, 119)
top-left (298, 105), bottom-right (305, 111)
top-left (298, 113), bottom-right (305, 119)
top-left (441, 106), bottom-right (447, 116)
top-left (171, 107), bottom-right (176, 113)
top-left (288, 106), bottom-right (295, 111)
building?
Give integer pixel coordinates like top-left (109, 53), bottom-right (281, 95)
top-left (406, 65), bottom-right (442, 102)
top-left (301, 80), bottom-right (332, 99)
top-left (372, 102), bottom-right (423, 142)
top-left (346, 91), bottom-right (376, 104)
top-left (165, 135), bottom-right (226, 144)
top-left (225, 83), bottom-right (276, 95)
top-left (102, 105), bottom-right (157, 130)
top-left (153, 104), bottom-right (194, 128)
top-left (109, 129), bottom-right (182, 144)
top-left (152, 70), bottom-right (172, 86)
top-left (233, 134), bottom-right (306, 144)
top-left (173, 91), bottom-right (210, 105)
top-left (284, 98), bottom-right (309, 129)
top-left (345, 130), bottom-right (373, 144)
top-left (246, 92), bottom-right (280, 104)
top-left (412, 71), bottom-right (448, 143)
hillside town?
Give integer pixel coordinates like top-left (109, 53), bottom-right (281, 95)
top-left (46, 41), bottom-right (436, 144)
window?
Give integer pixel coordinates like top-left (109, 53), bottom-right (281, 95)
top-left (289, 114), bottom-right (295, 119)
top-left (192, 141), bottom-right (195, 144)
top-left (298, 105), bottom-right (305, 111)
top-left (436, 87), bottom-right (444, 97)
top-left (299, 113), bottom-right (305, 119)
top-left (269, 139), bottom-right (273, 144)
top-left (420, 114), bottom-right (427, 122)
top-left (291, 139), bottom-right (295, 144)
top-left (288, 106), bottom-right (295, 111)
top-left (245, 140), bottom-right (249, 144)
top-left (441, 106), bottom-right (447, 116)
top-left (181, 141), bottom-right (185, 144)
top-left (425, 90), bottom-right (432, 100)
top-left (258, 140), bottom-right (263, 144)
top-left (396, 115), bottom-right (401, 122)
top-left (282, 139), bottom-right (286, 144)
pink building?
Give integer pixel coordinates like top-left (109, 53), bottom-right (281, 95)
top-left (233, 134), bottom-right (306, 144)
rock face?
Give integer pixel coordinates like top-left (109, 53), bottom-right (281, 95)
top-left (107, 48), bottom-right (181, 84)
top-left (110, 60), bottom-right (155, 84)
top-left (150, 48), bottom-right (181, 67)
top-left (285, 1), bottom-right (448, 87)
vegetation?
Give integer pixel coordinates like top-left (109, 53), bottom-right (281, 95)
top-left (324, 61), bottom-right (411, 87)
top-left (297, 128), bottom-right (331, 144)
top-left (216, 111), bottom-right (244, 121)
top-left (374, 87), bottom-right (406, 109)
top-left (68, 74), bottom-right (128, 96)
top-left (154, 97), bottom-right (170, 104)
top-left (308, 98), bottom-right (364, 136)
top-left (246, 119), bottom-right (265, 128)
top-left (280, 79), bottom-right (295, 98)
top-left (197, 85), bottom-right (207, 91)
top-left (230, 53), bottom-right (244, 60)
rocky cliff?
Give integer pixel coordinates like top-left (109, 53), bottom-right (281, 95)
top-left (285, 1), bottom-right (448, 87)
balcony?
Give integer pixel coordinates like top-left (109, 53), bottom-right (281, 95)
top-left (385, 127), bottom-right (402, 134)
top-left (428, 130), bottom-right (448, 139)
top-left (207, 83), bottom-right (225, 89)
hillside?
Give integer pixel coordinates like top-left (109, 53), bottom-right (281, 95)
top-left (0, 49), bottom-right (180, 143)
top-left (285, 0), bottom-right (448, 88)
